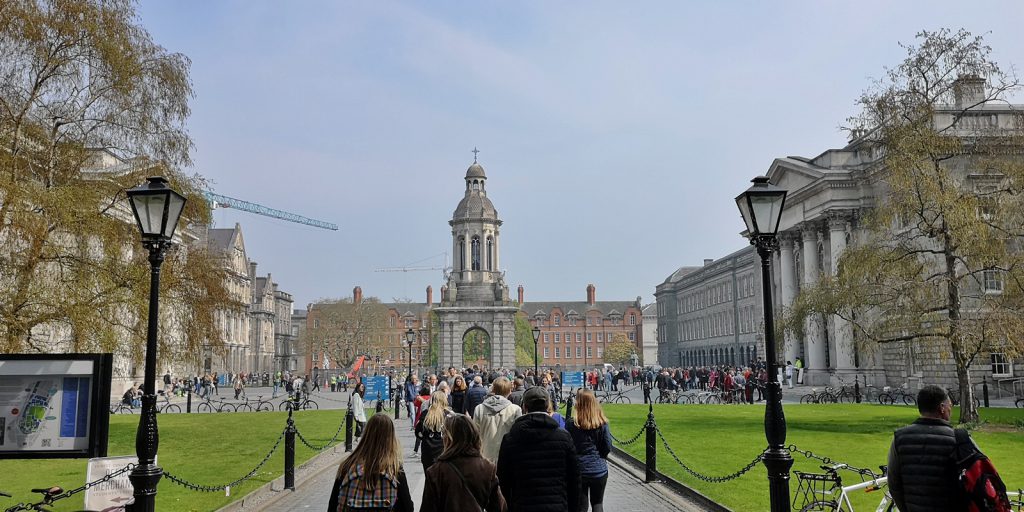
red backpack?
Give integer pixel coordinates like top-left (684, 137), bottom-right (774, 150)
top-left (954, 429), bottom-right (1011, 512)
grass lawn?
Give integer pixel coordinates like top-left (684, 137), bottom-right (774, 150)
top-left (600, 404), bottom-right (1024, 511)
top-left (0, 409), bottom-right (350, 511)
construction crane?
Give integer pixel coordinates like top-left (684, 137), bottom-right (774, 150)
top-left (375, 252), bottom-right (451, 280)
top-left (202, 191), bottom-right (339, 231)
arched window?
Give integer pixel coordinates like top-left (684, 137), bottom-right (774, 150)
top-left (486, 236), bottom-right (493, 271)
top-left (459, 237), bottom-right (466, 271)
top-left (471, 236), bottom-right (481, 271)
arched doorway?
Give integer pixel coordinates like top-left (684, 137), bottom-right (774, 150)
top-left (462, 327), bottom-right (492, 369)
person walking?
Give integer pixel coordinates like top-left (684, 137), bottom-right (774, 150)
top-left (508, 378), bottom-right (525, 408)
top-left (887, 385), bottom-right (1008, 512)
top-left (567, 390), bottom-right (612, 512)
top-left (404, 375), bottom-right (420, 427)
top-left (473, 377), bottom-right (522, 464)
top-left (412, 385), bottom-right (431, 455)
top-left (420, 414), bottom-right (507, 512)
top-left (466, 375), bottom-right (487, 419)
top-left (351, 382), bottom-right (367, 441)
top-left (327, 414), bottom-right (414, 512)
top-left (233, 373), bottom-right (244, 400)
top-left (449, 375), bottom-right (468, 415)
top-left (416, 390), bottom-right (453, 473)
top-left (784, 361), bottom-right (794, 389)
top-left (497, 386), bottom-right (580, 512)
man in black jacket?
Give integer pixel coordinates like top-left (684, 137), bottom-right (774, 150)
top-left (497, 386), bottom-right (580, 512)
top-left (887, 385), bottom-right (971, 512)
top-left (466, 375), bottom-right (488, 418)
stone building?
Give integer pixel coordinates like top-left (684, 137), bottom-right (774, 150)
top-left (205, 224), bottom-right (252, 375)
top-left (641, 302), bottom-right (658, 367)
top-left (655, 246), bottom-right (763, 370)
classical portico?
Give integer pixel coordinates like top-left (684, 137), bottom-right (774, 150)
top-left (434, 158), bottom-right (518, 369)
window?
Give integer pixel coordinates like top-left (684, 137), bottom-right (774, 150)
top-left (312, 352), bottom-right (318, 362)
top-left (554, 315), bottom-right (561, 326)
top-left (569, 317), bottom-right (576, 326)
top-left (555, 347), bottom-right (561, 358)
top-left (544, 347), bottom-right (550, 358)
top-left (389, 316), bottom-right (396, 328)
top-left (576, 332), bottom-right (582, 342)
top-left (628, 332), bottom-right (635, 341)
top-left (587, 333), bottom-right (592, 342)
top-left (405, 319), bottom-right (412, 328)
top-left (629, 313), bottom-right (636, 325)
top-left (554, 333), bottom-right (560, 342)
top-left (575, 346), bottom-right (581, 358)
top-left (543, 333), bottom-right (549, 342)
top-left (313, 319), bottom-right (320, 329)
top-left (597, 347), bottom-right (604, 358)
top-left (984, 269), bottom-right (1004, 293)
top-left (991, 352), bottom-right (1012, 377)
top-left (587, 347), bottom-right (593, 358)
top-left (597, 333), bottom-right (603, 342)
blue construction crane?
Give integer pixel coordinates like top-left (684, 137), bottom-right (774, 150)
top-left (202, 191), bottom-right (339, 231)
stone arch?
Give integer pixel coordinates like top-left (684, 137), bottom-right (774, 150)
top-left (462, 326), bottom-right (491, 369)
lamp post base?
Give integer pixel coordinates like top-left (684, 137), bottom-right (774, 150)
top-left (762, 450), bottom-right (794, 512)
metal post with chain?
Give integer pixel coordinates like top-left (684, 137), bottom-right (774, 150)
top-left (4, 464), bottom-right (135, 512)
top-left (645, 403), bottom-right (657, 483)
top-left (284, 408), bottom-right (296, 491)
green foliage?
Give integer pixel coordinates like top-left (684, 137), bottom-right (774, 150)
top-left (0, 0), bottom-right (234, 365)
top-left (783, 29), bottom-right (1024, 424)
top-left (303, 295), bottom-right (389, 369)
top-left (514, 312), bottom-right (541, 367)
top-left (603, 333), bottom-right (635, 365)
top-left (462, 328), bottom-right (490, 366)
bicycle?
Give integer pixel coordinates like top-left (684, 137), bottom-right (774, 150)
top-left (877, 385), bottom-right (915, 406)
top-left (3, 486), bottom-right (63, 511)
top-left (278, 394), bottom-right (319, 411)
top-left (156, 392), bottom-right (181, 414)
top-left (234, 395), bottom-right (274, 412)
top-left (800, 388), bottom-right (836, 404)
top-left (109, 402), bottom-right (134, 414)
top-left (794, 463), bottom-right (892, 511)
top-left (1016, 397), bottom-right (1023, 408)
top-left (196, 396), bottom-right (236, 413)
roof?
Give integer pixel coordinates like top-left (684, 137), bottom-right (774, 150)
top-left (521, 301), bottom-right (639, 317)
top-left (466, 162), bottom-right (486, 179)
top-left (453, 192), bottom-right (498, 220)
top-left (207, 227), bottom-right (236, 252)
top-left (383, 302), bottom-right (433, 316)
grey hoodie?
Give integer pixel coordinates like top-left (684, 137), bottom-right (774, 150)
top-left (474, 394), bottom-right (523, 463)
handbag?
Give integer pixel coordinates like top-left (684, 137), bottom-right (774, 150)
top-left (445, 461), bottom-right (486, 512)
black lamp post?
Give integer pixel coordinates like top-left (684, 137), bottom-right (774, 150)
top-left (736, 175), bottom-right (792, 512)
top-left (405, 328), bottom-right (415, 381)
top-left (125, 176), bottom-right (186, 512)
top-left (531, 325), bottom-right (541, 383)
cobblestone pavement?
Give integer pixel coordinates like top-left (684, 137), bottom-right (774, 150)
top-left (258, 414), bottom-right (708, 512)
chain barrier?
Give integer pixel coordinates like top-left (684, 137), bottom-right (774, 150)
top-left (787, 444), bottom-right (879, 477)
top-left (163, 428), bottom-right (287, 492)
top-left (610, 422), bottom-right (647, 446)
top-left (4, 464), bottom-right (135, 512)
top-left (654, 424), bottom-right (766, 483)
top-left (309, 392), bottom-right (352, 405)
top-left (294, 420), bottom-right (346, 452)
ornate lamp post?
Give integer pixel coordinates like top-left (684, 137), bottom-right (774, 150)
top-left (531, 325), bottom-right (541, 383)
top-left (736, 175), bottom-right (792, 512)
top-left (405, 328), bottom-right (415, 380)
top-left (125, 176), bottom-right (186, 512)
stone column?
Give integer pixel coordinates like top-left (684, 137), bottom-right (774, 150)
top-left (778, 234), bottom-right (798, 364)
top-left (829, 213), bottom-right (856, 372)
top-left (802, 224), bottom-right (827, 376)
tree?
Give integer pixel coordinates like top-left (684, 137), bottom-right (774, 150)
top-left (785, 29), bottom-right (1024, 423)
top-left (513, 312), bottom-right (541, 368)
top-left (0, 0), bottom-right (234, 368)
top-left (303, 296), bottom-right (389, 371)
top-left (603, 333), bottom-right (635, 366)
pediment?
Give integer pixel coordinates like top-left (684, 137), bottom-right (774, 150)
top-left (766, 158), bottom-right (826, 196)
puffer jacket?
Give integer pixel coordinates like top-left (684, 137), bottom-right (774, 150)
top-left (566, 421), bottom-right (611, 477)
top-left (497, 413), bottom-right (580, 512)
top-left (473, 395), bottom-right (522, 463)
top-left (887, 417), bottom-right (961, 512)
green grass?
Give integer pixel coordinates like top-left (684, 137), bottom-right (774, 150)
top-left (599, 404), bottom-right (1024, 511)
top-left (0, 409), bottom-right (350, 511)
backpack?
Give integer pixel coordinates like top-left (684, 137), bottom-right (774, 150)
top-left (336, 465), bottom-right (399, 511)
top-left (954, 429), bottom-right (1012, 512)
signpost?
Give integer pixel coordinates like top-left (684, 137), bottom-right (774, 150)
top-left (361, 375), bottom-right (390, 402)
top-left (561, 371), bottom-right (585, 388)
top-left (0, 354), bottom-right (112, 459)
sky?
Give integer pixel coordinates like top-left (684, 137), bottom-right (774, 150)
top-left (135, 1), bottom-right (1024, 308)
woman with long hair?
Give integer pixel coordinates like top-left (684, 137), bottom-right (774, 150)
top-left (421, 414), bottom-right (506, 512)
top-left (566, 390), bottom-right (612, 512)
top-left (327, 414), bottom-right (413, 511)
top-left (415, 390), bottom-right (452, 473)
top-left (351, 382), bottom-right (367, 439)
top-left (412, 385), bottom-right (430, 455)
top-left (449, 375), bottom-right (468, 415)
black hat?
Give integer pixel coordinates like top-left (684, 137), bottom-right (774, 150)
top-left (522, 385), bottom-right (550, 413)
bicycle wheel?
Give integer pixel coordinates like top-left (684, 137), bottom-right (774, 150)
top-left (197, 403), bottom-right (212, 413)
top-left (257, 402), bottom-right (274, 412)
top-left (800, 394), bottom-right (816, 404)
top-left (704, 394), bottom-right (721, 404)
top-left (878, 393), bottom-right (893, 405)
top-left (901, 395), bottom-right (916, 406)
top-left (800, 500), bottom-right (839, 511)
top-left (303, 400), bottom-right (319, 410)
top-left (1016, 398), bottom-right (1023, 408)
top-left (616, 396), bottom-right (631, 404)
top-left (164, 404), bottom-right (181, 414)
top-left (235, 403), bottom-right (253, 413)
top-left (837, 392), bottom-right (853, 404)
top-left (278, 400), bottom-right (292, 411)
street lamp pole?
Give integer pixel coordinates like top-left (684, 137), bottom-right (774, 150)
top-left (736, 176), bottom-right (793, 512)
top-left (405, 328), bottom-right (415, 381)
top-left (531, 325), bottom-right (541, 384)
top-left (125, 176), bottom-right (186, 512)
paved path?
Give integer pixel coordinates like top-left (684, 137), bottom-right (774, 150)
top-left (257, 415), bottom-right (708, 511)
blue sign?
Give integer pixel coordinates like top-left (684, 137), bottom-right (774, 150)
top-left (561, 371), bottom-right (585, 388)
top-left (362, 376), bottom-right (390, 401)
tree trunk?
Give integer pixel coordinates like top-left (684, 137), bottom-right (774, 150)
top-left (954, 349), bottom-right (979, 424)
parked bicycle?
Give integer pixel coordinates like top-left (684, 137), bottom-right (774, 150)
top-left (3, 486), bottom-right (64, 512)
top-left (156, 391), bottom-right (181, 414)
top-left (109, 402), bottom-right (134, 414)
top-left (946, 387), bottom-right (980, 409)
top-left (278, 394), bottom-right (319, 411)
top-left (196, 396), bottom-right (236, 413)
top-left (794, 463), bottom-right (892, 511)
top-left (877, 385), bottom-right (916, 406)
top-left (597, 387), bottom-right (632, 404)
top-left (800, 388), bottom-right (836, 404)
top-left (235, 395), bottom-right (274, 412)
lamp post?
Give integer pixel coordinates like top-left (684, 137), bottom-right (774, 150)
top-left (736, 175), bottom-right (792, 512)
top-left (405, 328), bottom-right (415, 381)
top-left (531, 325), bottom-right (541, 383)
top-left (125, 176), bottom-right (186, 512)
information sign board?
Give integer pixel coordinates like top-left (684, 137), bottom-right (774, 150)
top-left (0, 354), bottom-right (112, 458)
top-left (561, 371), bottom-right (585, 388)
top-left (362, 376), bottom-right (390, 401)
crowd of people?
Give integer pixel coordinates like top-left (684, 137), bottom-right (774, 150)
top-left (332, 365), bottom-right (614, 512)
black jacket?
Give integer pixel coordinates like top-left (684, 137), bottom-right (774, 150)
top-left (887, 417), bottom-right (964, 512)
top-left (466, 386), bottom-right (487, 418)
top-left (497, 413), bottom-right (580, 512)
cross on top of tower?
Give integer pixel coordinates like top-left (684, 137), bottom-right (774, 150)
top-left (472, 147), bottom-right (480, 163)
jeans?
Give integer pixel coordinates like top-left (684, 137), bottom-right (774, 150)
top-left (407, 402), bottom-right (417, 427)
top-left (579, 473), bottom-right (608, 512)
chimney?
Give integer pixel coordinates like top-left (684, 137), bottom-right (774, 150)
top-left (426, 285), bottom-right (433, 307)
top-left (703, 259), bottom-right (714, 266)
top-left (517, 285), bottom-right (524, 304)
top-left (249, 261), bottom-right (258, 278)
top-left (953, 75), bottom-right (986, 109)
top-left (353, 286), bottom-right (363, 304)
top-left (586, 284), bottom-right (596, 306)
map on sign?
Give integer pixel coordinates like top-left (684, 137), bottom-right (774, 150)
top-left (561, 372), bottom-right (585, 388)
top-left (0, 361), bottom-right (94, 454)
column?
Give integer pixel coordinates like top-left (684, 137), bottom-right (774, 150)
top-left (802, 225), bottom-right (827, 373)
top-left (829, 213), bottom-right (856, 371)
top-left (778, 234), bottom-right (798, 363)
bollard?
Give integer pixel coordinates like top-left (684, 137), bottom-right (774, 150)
top-left (565, 388), bottom-right (575, 421)
top-left (983, 377), bottom-right (990, 408)
top-left (854, 376), bottom-right (861, 404)
top-left (394, 388), bottom-right (401, 420)
top-left (376, 391), bottom-right (384, 413)
top-left (645, 403), bottom-right (657, 483)
top-left (186, 389), bottom-right (192, 413)
top-left (284, 408), bottom-right (296, 491)
top-left (344, 407), bottom-right (354, 452)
